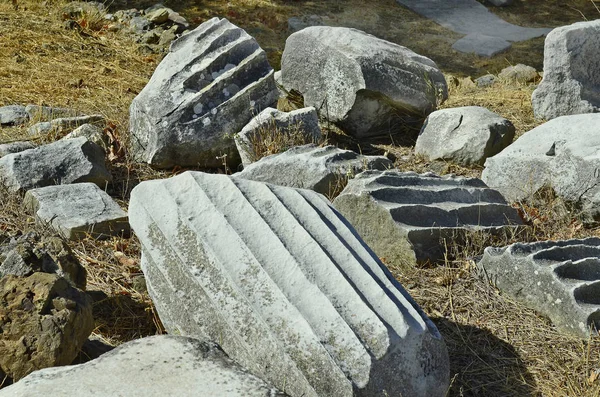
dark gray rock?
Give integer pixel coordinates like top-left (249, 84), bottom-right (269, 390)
top-left (235, 107), bottom-right (321, 167)
top-left (236, 144), bottom-right (392, 196)
top-left (0, 336), bottom-right (287, 397)
top-left (24, 183), bottom-right (129, 240)
top-left (0, 141), bottom-right (35, 158)
top-left (128, 16), bottom-right (152, 34)
top-left (478, 238), bottom-right (600, 337)
top-left (282, 26), bottom-right (448, 138)
top-left (129, 17), bottom-right (278, 168)
top-left (481, 114), bottom-right (600, 223)
top-left (333, 170), bottom-right (523, 266)
top-left (0, 105), bottom-right (29, 126)
top-left (0, 272), bottom-right (93, 381)
top-left (0, 232), bottom-right (87, 290)
top-left (532, 20), bottom-right (600, 120)
top-left (476, 74), bottom-right (497, 87)
top-left (129, 171), bottom-right (450, 397)
top-left (0, 137), bottom-right (111, 192)
top-left (414, 106), bottom-right (515, 166)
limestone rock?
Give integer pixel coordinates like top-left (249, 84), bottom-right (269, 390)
top-left (281, 26), bottom-right (447, 138)
top-left (24, 105), bottom-right (80, 121)
top-left (0, 232), bottom-right (87, 290)
top-left (476, 74), bottom-right (497, 87)
top-left (24, 183), bottom-right (129, 240)
top-left (0, 137), bottom-right (111, 193)
top-left (236, 144), bottom-right (392, 196)
top-left (129, 171), bottom-right (450, 397)
top-left (0, 142), bottom-right (35, 158)
top-left (532, 20), bottom-right (600, 120)
top-left (478, 238), bottom-right (600, 337)
top-left (414, 106), bottom-right (515, 166)
top-left (0, 336), bottom-right (287, 397)
top-left (235, 107), bottom-right (321, 167)
top-left (333, 170), bottom-right (522, 266)
top-left (498, 64), bottom-right (538, 83)
top-left (481, 114), bottom-right (600, 223)
top-left (0, 273), bottom-right (93, 381)
top-left (129, 17), bottom-right (279, 169)
top-left (146, 8), bottom-right (169, 24)
top-left (0, 105), bottom-right (29, 126)
top-left (62, 124), bottom-right (108, 152)
top-left (27, 115), bottom-right (104, 137)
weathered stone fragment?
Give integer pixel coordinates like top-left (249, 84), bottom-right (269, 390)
top-left (0, 232), bottom-right (86, 290)
top-left (0, 141), bottom-right (35, 158)
top-left (129, 171), bottom-right (450, 397)
top-left (24, 183), bottom-right (129, 240)
top-left (333, 170), bottom-right (522, 266)
top-left (0, 105), bottom-right (29, 126)
top-left (451, 33), bottom-right (510, 57)
top-left (481, 114), bottom-right (600, 223)
top-left (62, 124), bottom-right (108, 152)
top-left (498, 64), bottom-right (538, 83)
top-left (532, 20), bottom-right (600, 120)
top-left (129, 17), bottom-right (278, 168)
top-left (0, 336), bottom-right (287, 397)
top-left (415, 106), bottom-right (515, 166)
top-left (478, 238), bottom-right (600, 337)
top-left (236, 144), bottom-right (392, 196)
top-left (0, 273), bottom-right (93, 381)
top-left (28, 115), bottom-right (104, 136)
top-left (235, 107), bottom-right (321, 167)
top-left (0, 137), bottom-right (111, 192)
top-left (281, 26), bottom-right (447, 137)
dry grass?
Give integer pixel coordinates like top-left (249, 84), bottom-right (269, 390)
top-left (2, 0), bottom-right (600, 395)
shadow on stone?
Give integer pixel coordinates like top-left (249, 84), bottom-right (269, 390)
top-left (433, 317), bottom-right (537, 396)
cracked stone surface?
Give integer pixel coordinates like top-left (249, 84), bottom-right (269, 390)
top-left (24, 183), bottom-right (129, 240)
top-left (478, 238), bottom-right (600, 337)
top-left (482, 113), bottom-right (600, 223)
top-left (333, 170), bottom-right (522, 266)
top-left (129, 171), bottom-right (450, 397)
top-left (1, 336), bottom-right (287, 397)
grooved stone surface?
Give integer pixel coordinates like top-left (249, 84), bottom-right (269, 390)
top-left (333, 170), bottom-right (522, 266)
top-left (477, 238), bottom-right (600, 337)
top-left (235, 144), bottom-right (392, 196)
top-left (129, 17), bottom-right (278, 168)
top-left (24, 183), bottom-right (129, 240)
top-left (0, 336), bottom-right (287, 397)
top-left (0, 137), bottom-right (111, 193)
top-left (129, 171), bottom-right (450, 397)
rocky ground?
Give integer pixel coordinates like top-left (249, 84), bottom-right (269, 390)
top-left (2, 0), bottom-right (600, 396)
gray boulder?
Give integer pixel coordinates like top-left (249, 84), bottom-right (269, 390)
top-left (333, 170), bottom-right (522, 266)
top-left (532, 20), bottom-right (600, 120)
top-left (478, 238), bottom-right (600, 337)
top-left (281, 26), bottom-right (448, 138)
top-left (129, 172), bottom-right (450, 397)
top-left (0, 137), bottom-right (111, 192)
top-left (414, 106), bottom-right (515, 166)
top-left (28, 115), bottom-right (104, 137)
top-left (481, 114), bottom-right (600, 222)
top-left (475, 74), bottom-right (497, 87)
top-left (498, 64), bottom-right (538, 83)
top-left (0, 272), bottom-right (93, 381)
top-left (236, 144), bottom-right (392, 197)
top-left (129, 17), bottom-right (279, 168)
top-left (62, 123), bottom-right (108, 152)
top-left (0, 105), bottom-right (29, 126)
top-left (0, 336), bottom-right (286, 397)
top-left (235, 107), bottom-right (321, 167)
top-left (24, 183), bottom-right (129, 240)
top-left (0, 142), bottom-right (35, 158)
top-left (0, 232), bottom-right (87, 290)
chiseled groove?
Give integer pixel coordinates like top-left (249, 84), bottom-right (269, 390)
top-left (387, 203), bottom-right (513, 228)
top-left (231, 180), bottom-right (375, 386)
top-left (143, 175), bottom-right (318, 397)
top-left (190, 174), bottom-right (351, 396)
top-left (368, 186), bottom-right (505, 205)
top-left (291, 188), bottom-right (430, 337)
top-left (532, 245), bottom-right (600, 264)
top-left (367, 173), bottom-right (486, 189)
top-left (573, 280), bottom-right (600, 305)
top-left (554, 258), bottom-right (600, 281)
